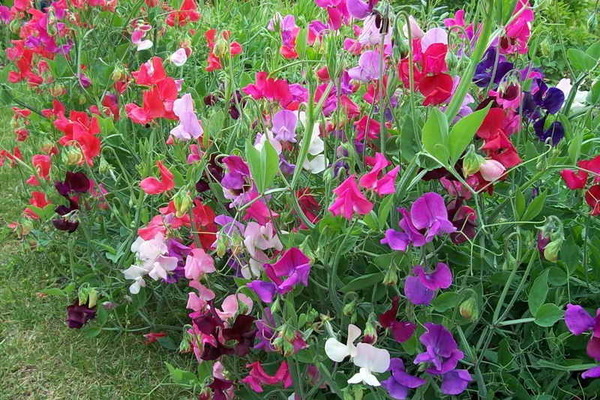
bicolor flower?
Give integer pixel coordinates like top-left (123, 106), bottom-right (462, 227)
top-left (381, 192), bottom-right (456, 251)
top-left (247, 248), bottom-right (311, 303)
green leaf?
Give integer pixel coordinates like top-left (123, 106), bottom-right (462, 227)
top-left (522, 192), bottom-right (547, 221)
top-left (567, 49), bottom-right (596, 72)
top-left (165, 363), bottom-right (198, 386)
top-left (340, 272), bottom-right (384, 292)
top-left (534, 303), bottom-right (564, 327)
top-left (431, 291), bottom-right (463, 312)
top-left (421, 108), bottom-right (449, 166)
top-left (589, 80), bottom-right (600, 105)
top-left (515, 191), bottom-right (526, 219)
top-left (377, 195), bottom-right (395, 229)
top-left (448, 106), bottom-right (490, 164)
top-left (245, 139), bottom-right (279, 193)
top-left (586, 42), bottom-right (600, 60)
top-left (528, 270), bottom-right (549, 315)
top-left (40, 288), bottom-right (66, 297)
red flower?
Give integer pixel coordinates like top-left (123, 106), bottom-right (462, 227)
top-left (418, 73), bottom-right (453, 106)
top-left (54, 111), bottom-right (102, 166)
top-left (354, 115), bottom-right (381, 141)
top-left (140, 161), bottom-right (175, 195)
top-left (560, 155), bottom-right (600, 190)
top-left (166, 0), bottom-right (200, 27)
top-left (585, 185), bottom-right (600, 216)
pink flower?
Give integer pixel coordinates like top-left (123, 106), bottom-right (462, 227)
top-left (329, 175), bottom-right (374, 219)
top-left (359, 153), bottom-right (400, 195)
top-left (169, 48), bottom-right (188, 66)
top-left (184, 248), bottom-right (215, 280)
top-left (217, 294), bottom-right (254, 320)
top-left (140, 161), bottom-right (175, 195)
top-left (242, 361), bottom-right (293, 392)
top-left (479, 159), bottom-right (506, 182)
top-left (348, 50), bottom-right (382, 81)
top-left (171, 94), bottom-right (203, 140)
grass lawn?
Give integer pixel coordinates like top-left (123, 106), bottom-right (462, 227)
top-left (0, 166), bottom-right (195, 400)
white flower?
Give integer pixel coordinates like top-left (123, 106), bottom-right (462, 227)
top-left (303, 154), bottom-right (327, 174)
top-left (347, 343), bottom-right (391, 386)
top-left (325, 324), bottom-right (361, 362)
top-left (556, 78), bottom-right (589, 112)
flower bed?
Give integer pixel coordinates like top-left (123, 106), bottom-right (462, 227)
top-left (1, 0), bottom-right (600, 398)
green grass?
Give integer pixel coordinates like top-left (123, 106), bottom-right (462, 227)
top-left (0, 166), bottom-right (195, 400)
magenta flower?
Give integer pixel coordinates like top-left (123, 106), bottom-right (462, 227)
top-left (359, 153), bottom-right (400, 195)
top-left (404, 263), bottom-right (452, 305)
top-left (242, 361), bottom-right (293, 392)
top-left (564, 303), bottom-right (600, 377)
top-left (381, 358), bottom-right (426, 399)
top-left (247, 248), bottom-right (311, 303)
top-left (346, 0), bottom-right (378, 19)
top-left (348, 50), bottom-right (382, 81)
top-left (272, 109), bottom-right (298, 142)
top-left (381, 192), bottom-right (456, 251)
top-left (414, 323), bottom-right (464, 374)
top-left (329, 175), bottom-right (374, 219)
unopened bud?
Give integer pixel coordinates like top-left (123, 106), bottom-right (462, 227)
top-left (462, 146), bottom-right (484, 177)
top-left (213, 38), bottom-right (229, 58)
top-left (479, 159), bottom-right (506, 182)
top-left (173, 191), bottom-right (192, 218)
top-left (62, 147), bottom-right (84, 165)
top-left (383, 267), bottom-right (398, 286)
top-left (543, 239), bottom-right (563, 262)
top-left (459, 297), bottom-right (479, 320)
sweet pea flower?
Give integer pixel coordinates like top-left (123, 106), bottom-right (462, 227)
top-left (131, 28), bottom-right (153, 51)
top-left (140, 161), bottom-right (175, 195)
top-left (247, 248), bottom-right (311, 303)
top-left (379, 297), bottom-right (416, 343)
top-left (441, 369), bottom-right (472, 395)
top-left (184, 248), bottom-right (215, 280)
top-left (325, 324), bottom-right (362, 362)
top-left (404, 263), bottom-right (452, 305)
top-left (359, 153), bottom-right (400, 195)
top-left (414, 323), bottom-right (464, 374)
top-left (272, 109), bottom-right (298, 142)
top-left (348, 50), bottom-right (382, 81)
top-left (329, 175), bottom-right (374, 219)
top-left (123, 233), bottom-right (179, 294)
top-left (347, 343), bottom-right (391, 386)
top-left (217, 293), bottom-right (254, 320)
top-left (346, 0), bottom-right (378, 19)
top-left (381, 192), bottom-right (456, 251)
top-left (479, 159), bottom-right (506, 182)
top-left (242, 361), bottom-right (292, 392)
top-left (171, 94), bottom-right (203, 140)
top-left (381, 358), bottom-right (426, 399)
top-left (169, 48), bottom-right (188, 66)
top-left (565, 304), bottom-right (600, 365)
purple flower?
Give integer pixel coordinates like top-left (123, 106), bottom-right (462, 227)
top-left (248, 248), bottom-right (311, 303)
top-left (533, 117), bottom-right (564, 146)
top-left (404, 263), bottom-right (453, 305)
top-left (414, 323), bottom-right (464, 374)
top-left (346, 0), bottom-right (378, 19)
top-left (473, 48), bottom-right (513, 88)
top-left (66, 301), bottom-right (96, 329)
top-left (255, 308), bottom-right (277, 352)
top-left (381, 358), bottom-right (426, 399)
top-left (441, 369), bottom-right (472, 395)
top-left (381, 192), bottom-right (456, 252)
top-left (582, 366), bottom-right (600, 379)
top-left (348, 50), bottom-right (382, 81)
top-left (533, 79), bottom-right (565, 114)
top-left (272, 110), bottom-right (298, 142)
top-left (565, 304), bottom-right (596, 335)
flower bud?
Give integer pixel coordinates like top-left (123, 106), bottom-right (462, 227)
top-left (479, 159), bottom-right (506, 181)
top-left (543, 239), bottom-right (563, 262)
top-left (342, 299), bottom-right (357, 316)
top-left (49, 84), bottom-right (66, 97)
top-left (462, 146), bottom-right (484, 177)
top-left (214, 37), bottom-right (229, 58)
top-left (362, 318), bottom-right (378, 344)
top-left (87, 288), bottom-right (98, 308)
top-left (382, 267), bottom-right (398, 286)
top-left (459, 297), bottom-right (479, 321)
top-left (173, 191), bottom-right (192, 218)
top-left (111, 66), bottom-right (128, 82)
top-left (62, 147), bottom-right (84, 165)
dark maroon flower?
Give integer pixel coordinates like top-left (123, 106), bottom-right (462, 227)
top-left (447, 199), bottom-right (477, 244)
top-left (66, 301), bottom-right (96, 329)
top-left (55, 172), bottom-right (91, 196)
top-left (379, 296), bottom-right (417, 343)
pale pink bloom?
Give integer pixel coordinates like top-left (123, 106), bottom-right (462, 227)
top-left (479, 159), bottom-right (506, 181)
top-left (217, 293), bottom-right (254, 320)
top-left (184, 248), bottom-right (216, 280)
top-left (169, 48), bottom-right (188, 66)
top-left (171, 93), bottom-right (203, 140)
top-left (131, 29), bottom-right (153, 51)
